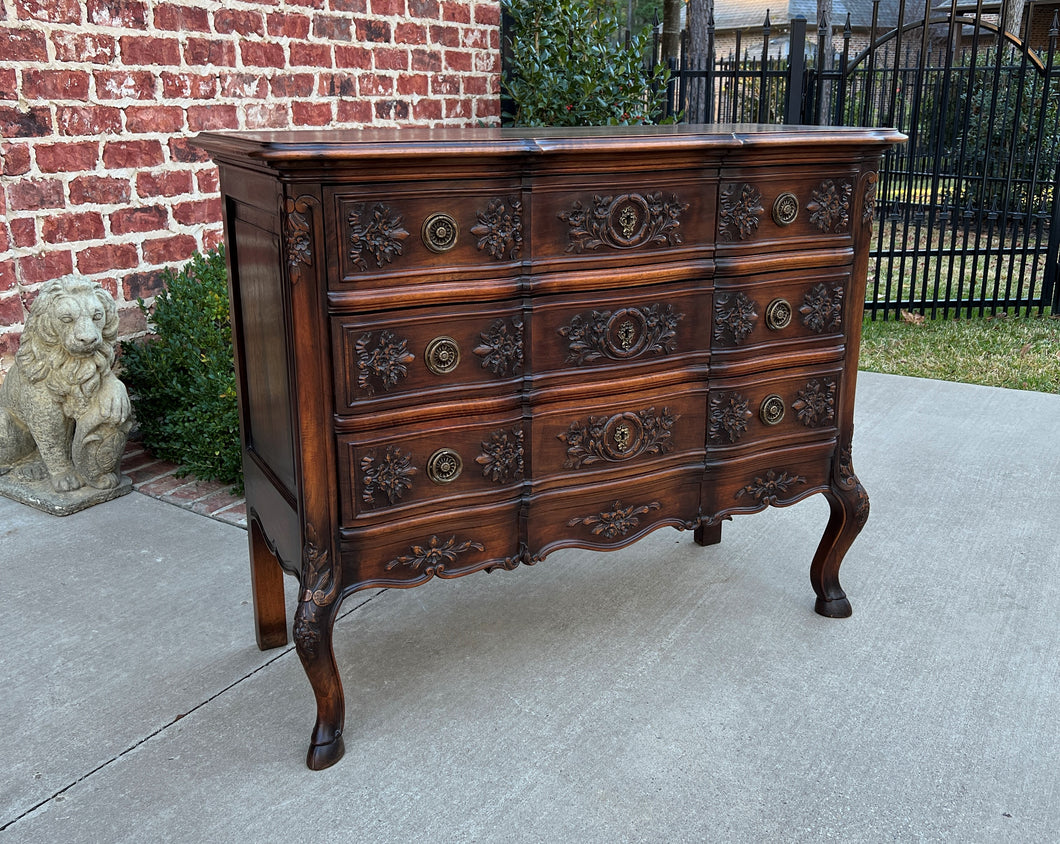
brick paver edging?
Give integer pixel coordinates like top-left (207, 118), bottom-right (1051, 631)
top-left (121, 440), bottom-right (246, 529)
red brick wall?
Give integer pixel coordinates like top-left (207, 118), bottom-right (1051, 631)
top-left (0, 0), bottom-right (501, 371)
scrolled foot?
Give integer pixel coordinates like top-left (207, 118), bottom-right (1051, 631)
top-left (306, 732), bottom-right (345, 771)
top-left (814, 594), bottom-right (852, 618)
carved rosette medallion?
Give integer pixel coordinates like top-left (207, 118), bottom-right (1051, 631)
top-left (560, 406), bottom-right (678, 468)
top-left (473, 318), bottom-right (524, 377)
top-left (838, 445), bottom-right (870, 528)
top-left (348, 202), bottom-right (409, 270)
top-left (384, 535), bottom-right (485, 576)
top-left (471, 196), bottom-right (523, 260)
top-left (560, 192), bottom-right (688, 253)
top-left (567, 500), bottom-right (662, 539)
top-left (476, 427), bottom-right (525, 483)
top-left (283, 196), bottom-right (314, 268)
top-left (807, 180), bottom-right (853, 232)
top-left (800, 283), bottom-right (845, 334)
top-left (735, 469), bottom-right (807, 504)
top-left (719, 182), bottom-right (764, 241)
top-left (293, 524), bottom-right (339, 659)
top-left (360, 445), bottom-right (416, 508)
top-left (709, 392), bottom-right (753, 443)
top-left (560, 303), bottom-right (682, 365)
top-left (863, 172), bottom-right (879, 224)
top-left (355, 330), bottom-right (415, 395)
top-left (713, 292), bottom-right (759, 345)
top-left (793, 378), bottom-right (837, 428)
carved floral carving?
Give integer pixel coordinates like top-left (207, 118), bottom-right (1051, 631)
top-left (807, 180), bottom-right (853, 232)
top-left (476, 427), bottom-right (524, 483)
top-left (348, 202), bottom-right (409, 270)
top-left (474, 318), bottom-right (524, 377)
top-left (293, 524), bottom-right (339, 659)
top-left (838, 444), bottom-right (870, 528)
top-left (567, 500), bottom-right (662, 539)
top-left (560, 192), bottom-right (688, 253)
top-left (714, 292), bottom-right (758, 345)
top-left (709, 392), bottom-right (753, 443)
top-left (719, 182), bottom-right (764, 241)
top-left (793, 379), bottom-right (837, 428)
top-left (863, 172), bottom-right (879, 224)
top-left (800, 283), bottom-right (844, 334)
top-left (384, 535), bottom-right (485, 576)
top-left (360, 445), bottom-right (416, 508)
top-left (471, 196), bottom-right (523, 260)
top-left (560, 406), bottom-right (678, 468)
top-left (560, 303), bottom-right (682, 365)
top-left (735, 469), bottom-right (807, 504)
top-left (283, 197), bottom-right (313, 268)
top-left (355, 330), bottom-right (415, 395)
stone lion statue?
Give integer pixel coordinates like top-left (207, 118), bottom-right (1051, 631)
top-left (0, 275), bottom-right (132, 493)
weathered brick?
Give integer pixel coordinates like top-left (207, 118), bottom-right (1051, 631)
top-left (336, 99), bottom-right (373, 124)
top-left (1, 27), bottom-right (49, 61)
top-left (169, 137), bottom-right (210, 164)
top-left (0, 261), bottom-right (17, 294)
top-left (312, 14), bottom-right (352, 41)
top-left (357, 19), bottom-right (392, 42)
top-left (111, 206), bottom-right (168, 235)
top-left (161, 72), bottom-right (217, 99)
top-left (184, 38), bottom-right (236, 68)
top-left (87, 0), bottom-right (147, 28)
top-left (292, 101), bottom-right (333, 126)
top-left (95, 70), bottom-right (157, 100)
top-left (374, 47), bottom-right (409, 71)
top-left (410, 48), bottom-right (442, 72)
top-left (1, 143), bottom-right (33, 176)
top-left (142, 234), bottom-right (197, 264)
top-left (0, 107), bottom-right (52, 138)
top-left (395, 22), bottom-right (427, 44)
top-left (412, 98), bottom-right (442, 121)
top-left (195, 168), bottom-right (219, 194)
top-left (42, 212), bottom-right (106, 244)
top-left (474, 2), bottom-right (500, 26)
top-left (0, 224), bottom-right (8, 255)
top-left (120, 35), bottom-right (182, 66)
top-left (57, 105), bottom-right (123, 136)
top-left (117, 305), bottom-right (147, 337)
top-left (244, 103), bottom-right (288, 129)
top-left (429, 24), bottom-right (461, 47)
top-left (374, 99), bottom-right (409, 121)
top-left (77, 242), bottom-right (139, 275)
top-left (154, 2), bottom-right (209, 31)
top-left (187, 104), bottom-right (239, 132)
top-left (240, 42), bottom-right (286, 68)
top-left (69, 175), bottom-right (132, 205)
top-left (35, 142), bottom-right (99, 173)
top-left (136, 170), bottom-right (193, 198)
top-left (52, 31), bottom-right (117, 63)
top-left (0, 292), bottom-right (26, 327)
top-left (358, 73), bottom-right (394, 97)
top-left (214, 9), bottom-right (264, 36)
top-left (445, 49), bottom-right (472, 72)
top-left (122, 269), bottom-right (166, 301)
top-left (334, 45), bottom-right (372, 69)
top-left (475, 96), bottom-right (500, 119)
top-left (0, 69), bottom-right (16, 101)
top-left (441, 0), bottom-right (471, 23)
top-left (317, 73), bottom-right (357, 98)
top-left (408, 0), bottom-right (439, 18)
top-left (397, 73), bottom-right (429, 96)
top-left (291, 42), bottom-right (333, 68)
top-left (330, 0), bottom-right (367, 11)
top-left (125, 105), bottom-right (185, 134)
top-left (271, 74), bottom-right (316, 98)
top-left (431, 74), bottom-right (461, 96)
top-left (371, 0), bottom-right (406, 15)
top-left (17, 249), bottom-right (73, 284)
top-left (7, 178), bottom-right (65, 211)
top-left (461, 26), bottom-right (490, 49)
top-left (464, 73), bottom-right (489, 96)
top-left (202, 227), bottom-right (224, 252)
top-left (220, 73), bottom-right (269, 99)
top-left (267, 12), bottom-right (311, 39)
top-left (103, 139), bottom-right (165, 169)
top-left (172, 198), bottom-right (221, 226)
top-left (15, 0), bottom-right (82, 24)
top-left (22, 69), bottom-right (91, 102)
top-left (10, 218), bottom-right (37, 248)
top-left (444, 97), bottom-right (471, 119)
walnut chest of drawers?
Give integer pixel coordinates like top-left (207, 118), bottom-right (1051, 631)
top-left (195, 124), bottom-right (903, 770)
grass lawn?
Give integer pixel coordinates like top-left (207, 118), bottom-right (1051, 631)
top-left (858, 311), bottom-right (1060, 393)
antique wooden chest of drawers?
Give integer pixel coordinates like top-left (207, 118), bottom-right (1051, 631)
top-left (195, 125), bottom-right (903, 769)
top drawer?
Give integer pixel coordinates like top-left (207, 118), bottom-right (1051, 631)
top-left (715, 165), bottom-right (861, 257)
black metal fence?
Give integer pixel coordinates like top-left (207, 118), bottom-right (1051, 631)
top-left (660, 2), bottom-right (1060, 317)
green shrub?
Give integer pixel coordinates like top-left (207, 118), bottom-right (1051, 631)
top-left (502, 0), bottom-right (670, 126)
top-left (120, 247), bottom-right (242, 490)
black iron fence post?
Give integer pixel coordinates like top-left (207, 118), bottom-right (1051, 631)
top-left (785, 17), bottom-right (807, 124)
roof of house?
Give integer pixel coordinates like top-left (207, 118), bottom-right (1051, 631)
top-left (711, 0), bottom-right (904, 31)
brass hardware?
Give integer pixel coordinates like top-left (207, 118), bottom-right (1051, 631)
top-left (765, 298), bottom-right (792, 331)
top-left (427, 448), bottom-right (463, 484)
top-left (760, 394), bottom-right (786, 426)
top-left (422, 212), bottom-right (458, 252)
top-left (619, 206), bottom-right (638, 238)
top-left (613, 423), bottom-right (633, 453)
top-left (617, 319), bottom-right (637, 350)
top-left (424, 336), bottom-right (460, 375)
top-left (772, 192), bottom-right (799, 226)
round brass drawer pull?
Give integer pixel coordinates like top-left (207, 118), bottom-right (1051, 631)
top-left (765, 298), bottom-right (793, 331)
top-left (422, 212), bottom-right (458, 252)
top-left (427, 448), bottom-right (463, 484)
top-left (772, 193), bottom-right (799, 226)
top-left (760, 394), bottom-right (786, 426)
top-left (424, 336), bottom-right (460, 375)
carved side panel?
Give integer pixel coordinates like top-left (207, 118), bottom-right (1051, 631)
top-left (560, 192), bottom-right (689, 253)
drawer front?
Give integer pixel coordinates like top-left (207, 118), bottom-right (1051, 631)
top-left (716, 166), bottom-right (859, 254)
top-left (337, 408), bottom-right (525, 526)
top-left (530, 171), bottom-right (716, 271)
top-left (329, 180), bottom-right (524, 286)
top-left (529, 382), bottom-right (707, 491)
top-left (526, 467), bottom-right (702, 558)
top-left (707, 363), bottom-right (843, 453)
top-left (711, 265), bottom-right (851, 357)
top-left (332, 300), bottom-right (524, 411)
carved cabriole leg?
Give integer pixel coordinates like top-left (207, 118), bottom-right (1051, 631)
top-left (293, 527), bottom-right (344, 771)
top-left (810, 445), bottom-right (870, 618)
top-left (248, 515), bottom-right (288, 650)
